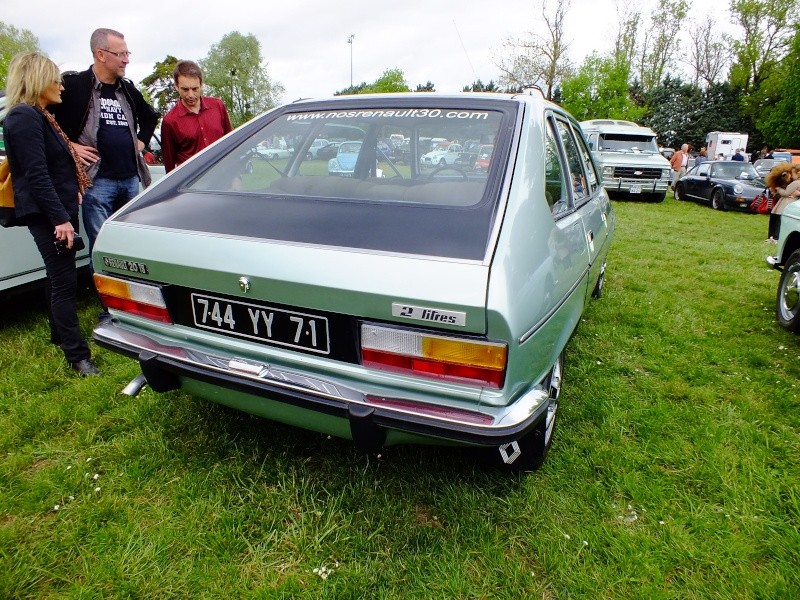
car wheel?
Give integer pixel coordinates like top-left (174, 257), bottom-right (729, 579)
top-left (438, 158), bottom-right (447, 166)
top-left (711, 189), bottom-right (726, 211)
top-left (675, 184), bottom-right (686, 201)
top-left (651, 192), bottom-right (666, 203)
top-left (776, 249), bottom-right (800, 333)
top-left (477, 353), bottom-right (563, 472)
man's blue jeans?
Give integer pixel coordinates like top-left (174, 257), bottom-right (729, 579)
top-left (82, 176), bottom-right (139, 255)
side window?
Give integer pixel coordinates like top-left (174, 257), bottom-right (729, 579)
top-left (697, 163), bottom-right (710, 177)
top-left (570, 122), bottom-right (599, 194)
top-left (555, 119), bottom-right (589, 203)
top-left (545, 120), bottom-right (569, 217)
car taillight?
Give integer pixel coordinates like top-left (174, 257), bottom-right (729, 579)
top-left (93, 274), bottom-right (172, 323)
top-left (360, 324), bottom-right (507, 388)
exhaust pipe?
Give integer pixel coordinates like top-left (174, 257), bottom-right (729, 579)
top-left (121, 373), bottom-right (148, 397)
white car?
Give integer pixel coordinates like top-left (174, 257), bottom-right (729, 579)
top-left (421, 143), bottom-right (463, 167)
top-left (306, 138), bottom-right (330, 159)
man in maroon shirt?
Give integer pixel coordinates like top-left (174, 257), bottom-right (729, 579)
top-left (160, 60), bottom-right (233, 172)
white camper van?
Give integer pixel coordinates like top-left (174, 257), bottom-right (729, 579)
top-left (706, 132), bottom-right (749, 161)
top-left (580, 119), bottom-right (672, 202)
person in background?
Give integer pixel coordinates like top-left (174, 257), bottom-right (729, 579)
top-left (732, 148), bottom-right (745, 161)
top-left (160, 60), bottom-right (232, 173)
top-left (3, 52), bottom-right (99, 376)
top-left (767, 163), bottom-right (800, 242)
top-left (51, 27), bottom-right (159, 257)
top-left (764, 163), bottom-right (795, 242)
top-left (670, 143), bottom-right (690, 190)
top-left (694, 147), bottom-right (708, 167)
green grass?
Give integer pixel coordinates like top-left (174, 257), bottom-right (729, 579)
top-left (1, 192), bottom-right (799, 598)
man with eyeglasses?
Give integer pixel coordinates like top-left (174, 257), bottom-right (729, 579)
top-left (51, 27), bottom-right (159, 322)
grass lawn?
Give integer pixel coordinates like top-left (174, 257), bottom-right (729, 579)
top-left (1, 191), bottom-right (798, 598)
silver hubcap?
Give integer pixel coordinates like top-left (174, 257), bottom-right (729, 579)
top-left (780, 267), bottom-right (800, 321)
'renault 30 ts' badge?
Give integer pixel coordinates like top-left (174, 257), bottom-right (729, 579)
top-left (392, 303), bottom-right (466, 326)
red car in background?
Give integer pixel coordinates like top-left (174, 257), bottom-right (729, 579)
top-left (474, 145), bottom-right (494, 172)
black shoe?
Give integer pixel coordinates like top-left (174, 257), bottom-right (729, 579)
top-left (71, 358), bottom-right (100, 377)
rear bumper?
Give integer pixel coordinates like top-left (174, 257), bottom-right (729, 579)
top-left (94, 322), bottom-right (551, 450)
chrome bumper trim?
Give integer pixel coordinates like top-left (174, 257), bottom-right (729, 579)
top-left (94, 322), bottom-right (550, 445)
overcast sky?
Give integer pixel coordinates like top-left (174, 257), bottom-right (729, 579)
top-left (7, 0), bottom-right (731, 103)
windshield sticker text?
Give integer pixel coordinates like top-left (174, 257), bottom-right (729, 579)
top-left (286, 109), bottom-right (490, 121)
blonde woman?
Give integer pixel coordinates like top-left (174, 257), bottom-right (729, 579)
top-left (4, 52), bottom-right (99, 376)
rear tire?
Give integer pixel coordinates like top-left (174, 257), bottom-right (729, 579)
top-left (477, 353), bottom-right (563, 472)
top-left (777, 249), bottom-right (800, 333)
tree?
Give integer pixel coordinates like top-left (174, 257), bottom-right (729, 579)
top-left (636, 0), bottom-right (689, 92)
top-left (728, 0), bottom-right (798, 92)
top-left (140, 55), bottom-right (179, 115)
top-left (686, 19), bottom-right (731, 87)
top-left (495, 0), bottom-right (573, 99)
top-left (754, 28), bottom-right (800, 147)
top-left (415, 81), bottom-right (436, 92)
top-left (334, 68), bottom-right (410, 95)
top-left (0, 22), bottom-right (40, 88)
top-left (612, 6), bottom-right (640, 69)
top-left (462, 79), bottom-right (501, 92)
top-left (560, 53), bottom-right (645, 122)
top-left (200, 32), bottom-right (284, 128)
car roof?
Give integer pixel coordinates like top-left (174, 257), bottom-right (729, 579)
top-left (579, 119), bottom-right (657, 135)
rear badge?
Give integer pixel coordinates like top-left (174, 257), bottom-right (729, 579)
top-left (392, 303), bottom-right (466, 326)
top-left (101, 256), bottom-right (149, 274)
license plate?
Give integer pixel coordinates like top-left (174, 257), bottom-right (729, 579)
top-left (629, 184), bottom-right (642, 194)
top-left (191, 293), bottom-right (330, 354)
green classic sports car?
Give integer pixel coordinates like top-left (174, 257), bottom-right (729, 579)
top-left (92, 91), bottom-right (614, 471)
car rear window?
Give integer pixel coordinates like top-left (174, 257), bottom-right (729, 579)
top-left (189, 106), bottom-right (506, 208)
top-left (147, 101), bottom-right (515, 260)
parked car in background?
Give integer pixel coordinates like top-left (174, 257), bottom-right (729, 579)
top-left (674, 160), bottom-right (765, 211)
top-left (306, 138), bottom-right (330, 159)
top-left (767, 200), bottom-right (800, 331)
top-left (315, 141), bottom-right (341, 161)
top-left (474, 145), bottom-right (494, 172)
top-left (256, 141), bottom-right (294, 160)
top-left (581, 119), bottom-right (672, 202)
top-left (327, 140), bottom-right (362, 176)
top-left (420, 142), bottom-right (463, 167)
top-left (754, 158), bottom-right (787, 177)
top-left (771, 151), bottom-right (794, 164)
top-left (89, 91), bottom-right (614, 471)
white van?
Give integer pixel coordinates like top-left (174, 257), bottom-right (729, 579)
top-left (580, 119), bottom-right (672, 202)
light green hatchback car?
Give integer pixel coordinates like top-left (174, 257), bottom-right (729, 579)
top-left (92, 90), bottom-right (615, 471)
top-left (768, 201), bottom-right (800, 332)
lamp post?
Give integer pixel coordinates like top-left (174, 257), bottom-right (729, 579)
top-left (347, 34), bottom-right (355, 89)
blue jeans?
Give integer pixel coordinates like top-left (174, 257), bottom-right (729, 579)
top-left (82, 176), bottom-right (139, 254)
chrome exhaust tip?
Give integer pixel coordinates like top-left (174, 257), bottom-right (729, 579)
top-left (121, 373), bottom-right (148, 397)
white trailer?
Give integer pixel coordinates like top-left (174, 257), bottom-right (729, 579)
top-left (705, 131), bottom-right (749, 160)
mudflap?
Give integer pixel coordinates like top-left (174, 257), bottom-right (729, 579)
top-left (475, 414), bottom-right (550, 473)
